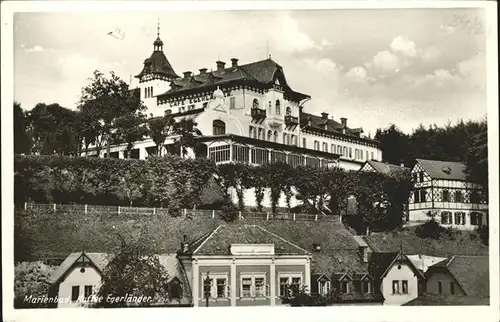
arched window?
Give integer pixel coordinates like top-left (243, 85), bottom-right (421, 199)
top-left (168, 279), bottom-right (183, 300)
top-left (253, 99), bottom-right (259, 109)
top-left (213, 120), bottom-right (226, 135)
top-left (268, 101), bottom-right (272, 114)
top-left (286, 106), bottom-right (291, 116)
top-left (322, 142), bottom-right (328, 152)
top-left (273, 131), bottom-right (278, 142)
top-left (275, 100), bottom-right (281, 115)
top-left (331, 144), bottom-right (336, 154)
top-left (267, 130), bottom-right (273, 141)
top-left (314, 141), bottom-right (320, 150)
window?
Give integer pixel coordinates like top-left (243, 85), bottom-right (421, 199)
top-left (412, 173), bottom-right (418, 182)
top-left (251, 148), bottom-right (269, 164)
top-left (249, 126), bottom-right (254, 138)
top-left (454, 212), bottom-right (465, 225)
top-left (241, 275), bottom-right (267, 298)
top-left (279, 274), bottom-right (302, 296)
top-left (442, 190), bottom-right (450, 202)
top-left (84, 285), bottom-right (93, 298)
top-left (371, 152), bottom-right (374, 160)
top-left (268, 101), bottom-right (272, 114)
top-left (349, 147), bottom-right (352, 158)
top-left (419, 172), bottom-right (424, 182)
top-left (202, 274), bottom-right (228, 298)
top-left (230, 97), bottom-right (236, 109)
top-left (255, 277), bottom-right (265, 297)
top-left (252, 99), bottom-right (259, 109)
top-left (340, 281), bottom-right (349, 294)
top-left (216, 278), bottom-right (227, 298)
top-left (314, 140), bottom-right (320, 150)
top-left (366, 150), bottom-right (369, 160)
top-left (291, 135), bottom-right (297, 146)
top-left (232, 145), bottom-right (250, 163)
top-left (286, 106), bottom-right (292, 116)
top-left (471, 212), bottom-right (483, 226)
top-left (454, 191), bottom-right (463, 203)
top-left (343, 147), bottom-right (348, 157)
top-left (209, 145), bottom-right (230, 163)
top-left (169, 280), bottom-right (183, 299)
top-left (303, 138), bottom-right (306, 148)
top-left (202, 102), bottom-right (208, 109)
top-left (402, 280), bottom-right (408, 294)
top-left (322, 142), bottom-right (328, 152)
top-left (71, 286), bottom-right (80, 301)
top-left (441, 211), bottom-right (452, 224)
top-left (267, 130), bottom-right (272, 141)
top-left (331, 144), bottom-right (336, 154)
top-left (258, 128), bottom-right (264, 140)
top-left (318, 281), bottom-right (331, 295)
top-left (450, 282), bottom-right (455, 295)
top-left (286, 134), bottom-right (290, 145)
top-left (242, 278), bottom-right (252, 297)
top-left (437, 281), bottom-right (442, 294)
top-left (392, 281), bottom-right (400, 294)
top-left (275, 100), bottom-right (281, 115)
top-left (180, 106), bottom-right (185, 113)
top-left (362, 280), bottom-right (371, 294)
top-left (213, 120), bottom-right (226, 135)
top-left (150, 87), bottom-right (153, 97)
top-left (273, 131), bottom-right (278, 142)
top-left (337, 145), bottom-right (342, 156)
top-left (420, 189), bottom-right (427, 202)
top-left (414, 190), bottom-right (420, 203)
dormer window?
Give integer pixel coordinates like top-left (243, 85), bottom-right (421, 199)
top-left (362, 279), bottom-right (372, 294)
top-left (442, 166), bottom-right (451, 174)
top-left (340, 281), bottom-right (349, 293)
top-left (275, 100), bottom-right (281, 115)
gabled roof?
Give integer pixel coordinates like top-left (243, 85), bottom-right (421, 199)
top-left (368, 251), bottom-right (424, 280)
top-left (48, 252), bottom-right (184, 285)
top-left (415, 158), bottom-right (467, 181)
top-left (404, 293), bottom-right (489, 306)
top-left (47, 252), bottom-right (111, 284)
top-left (192, 224), bottom-right (310, 256)
top-left (362, 160), bottom-right (410, 177)
top-left (158, 58), bottom-right (310, 101)
top-left (430, 255), bottom-right (489, 298)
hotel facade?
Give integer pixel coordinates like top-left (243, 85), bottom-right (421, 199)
top-left (86, 29), bottom-right (382, 171)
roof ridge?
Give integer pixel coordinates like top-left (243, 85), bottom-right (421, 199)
top-left (193, 225), bottom-right (224, 254)
top-left (255, 225), bottom-right (311, 255)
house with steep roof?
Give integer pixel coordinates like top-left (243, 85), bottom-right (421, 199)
top-left (84, 23), bottom-right (382, 173)
top-left (368, 250), bottom-right (425, 305)
top-left (177, 224), bottom-right (312, 307)
top-left (359, 159), bottom-right (410, 178)
top-left (46, 251), bottom-right (190, 308)
top-left (408, 158), bottom-right (488, 230)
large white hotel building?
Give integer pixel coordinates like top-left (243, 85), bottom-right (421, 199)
top-left (87, 29), bottom-right (382, 171)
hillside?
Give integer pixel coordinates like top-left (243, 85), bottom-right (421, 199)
top-left (15, 210), bottom-right (489, 275)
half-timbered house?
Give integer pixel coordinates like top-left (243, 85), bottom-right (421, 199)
top-left (84, 24), bottom-right (382, 171)
top-left (408, 159), bottom-right (488, 230)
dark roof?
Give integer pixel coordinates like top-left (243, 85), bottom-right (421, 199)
top-left (432, 256), bottom-right (489, 298)
top-left (367, 252), bottom-right (399, 279)
top-left (300, 112), bottom-right (379, 145)
top-left (136, 47), bottom-right (179, 79)
top-left (334, 292), bottom-right (384, 303)
top-left (158, 58), bottom-right (310, 102)
top-left (192, 224), bottom-right (310, 256)
top-left (364, 229), bottom-right (489, 257)
top-left (404, 294), bottom-right (490, 306)
top-left (416, 158), bottom-right (467, 181)
top-left (362, 160), bottom-right (410, 177)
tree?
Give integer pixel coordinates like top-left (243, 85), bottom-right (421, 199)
top-left (14, 102), bottom-right (31, 154)
top-left (148, 114), bottom-right (175, 156)
top-left (113, 113), bottom-right (149, 158)
top-left (375, 124), bottom-right (410, 165)
top-left (79, 102), bottom-right (104, 156)
top-left (466, 122), bottom-right (488, 193)
top-left (96, 233), bottom-right (170, 308)
top-left (171, 118), bottom-right (202, 157)
top-left (78, 70), bottom-right (145, 158)
top-left (25, 103), bottom-right (81, 155)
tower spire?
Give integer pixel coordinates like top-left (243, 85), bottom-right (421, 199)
top-left (157, 17), bottom-right (160, 38)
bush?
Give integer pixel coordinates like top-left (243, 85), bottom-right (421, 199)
top-left (415, 219), bottom-right (446, 239)
top-left (478, 225), bottom-right (489, 245)
top-left (14, 261), bottom-right (56, 308)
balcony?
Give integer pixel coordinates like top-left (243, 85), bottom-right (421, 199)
top-left (285, 115), bottom-right (299, 126)
top-left (251, 108), bottom-right (267, 120)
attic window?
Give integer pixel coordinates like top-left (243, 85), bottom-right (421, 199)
top-left (442, 166), bottom-right (451, 174)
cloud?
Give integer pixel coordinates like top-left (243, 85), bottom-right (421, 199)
top-left (390, 36), bottom-right (418, 57)
top-left (271, 14), bottom-right (316, 53)
top-left (302, 58), bottom-right (338, 73)
top-left (345, 66), bottom-right (368, 81)
top-left (419, 46), bottom-right (441, 62)
top-left (372, 50), bottom-right (401, 73)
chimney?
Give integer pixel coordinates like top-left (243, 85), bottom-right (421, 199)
top-left (231, 58), bottom-right (239, 67)
top-left (358, 246), bottom-right (372, 263)
top-left (181, 234), bottom-right (189, 253)
top-left (340, 117), bottom-right (347, 128)
top-left (216, 61), bottom-right (226, 72)
top-left (321, 112), bottom-right (329, 120)
top-left (183, 71), bottom-right (192, 79)
top-left (199, 68), bottom-right (208, 75)
top-left (400, 162), bottom-right (405, 168)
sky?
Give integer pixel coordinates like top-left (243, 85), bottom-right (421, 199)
top-left (13, 8), bottom-right (489, 136)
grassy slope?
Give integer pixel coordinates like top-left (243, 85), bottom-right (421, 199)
top-left (16, 210), bottom-right (488, 274)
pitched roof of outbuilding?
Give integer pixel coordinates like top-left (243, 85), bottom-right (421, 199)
top-left (363, 160), bottom-right (410, 177)
top-left (416, 158), bottom-right (467, 181)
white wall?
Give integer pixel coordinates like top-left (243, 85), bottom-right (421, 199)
top-left (57, 265), bottom-right (102, 308)
top-left (381, 263), bottom-right (418, 306)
